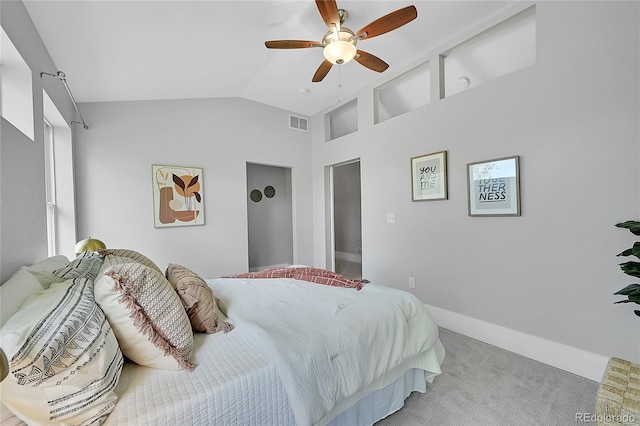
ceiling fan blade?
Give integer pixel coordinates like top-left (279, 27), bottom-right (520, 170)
top-left (356, 5), bottom-right (417, 40)
top-left (312, 60), bottom-right (333, 82)
top-left (354, 50), bottom-right (389, 73)
top-left (315, 0), bottom-right (340, 29)
top-left (265, 40), bottom-right (322, 49)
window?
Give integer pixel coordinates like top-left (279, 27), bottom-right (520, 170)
top-left (44, 119), bottom-right (57, 256)
top-left (43, 90), bottom-right (76, 259)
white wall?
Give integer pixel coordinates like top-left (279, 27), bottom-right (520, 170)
top-left (74, 98), bottom-right (313, 278)
top-left (0, 0), bottom-right (75, 282)
top-left (311, 1), bottom-right (640, 368)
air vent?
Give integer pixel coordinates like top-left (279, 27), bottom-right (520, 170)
top-left (289, 115), bottom-right (308, 132)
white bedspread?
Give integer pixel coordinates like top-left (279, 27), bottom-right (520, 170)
top-left (209, 278), bottom-right (444, 426)
top-left (105, 321), bottom-right (295, 425)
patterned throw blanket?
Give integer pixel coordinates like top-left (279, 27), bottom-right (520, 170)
top-left (222, 266), bottom-right (367, 290)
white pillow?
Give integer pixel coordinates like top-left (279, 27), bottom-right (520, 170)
top-left (0, 278), bottom-right (123, 425)
top-left (0, 270), bottom-right (44, 328)
top-left (95, 260), bottom-right (195, 371)
top-left (20, 254), bottom-right (69, 289)
top-left (53, 251), bottom-right (103, 281)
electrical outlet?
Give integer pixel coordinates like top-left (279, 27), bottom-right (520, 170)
top-left (408, 277), bottom-right (416, 288)
top-left (387, 213), bottom-right (396, 224)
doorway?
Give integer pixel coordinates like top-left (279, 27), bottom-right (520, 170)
top-left (246, 163), bottom-right (293, 271)
top-left (332, 161), bottom-right (362, 279)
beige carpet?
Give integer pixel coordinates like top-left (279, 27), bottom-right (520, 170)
top-left (376, 328), bottom-right (599, 426)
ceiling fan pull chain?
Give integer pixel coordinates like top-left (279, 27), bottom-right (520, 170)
top-left (337, 64), bottom-right (343, 104)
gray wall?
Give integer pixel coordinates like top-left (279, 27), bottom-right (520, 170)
top-left (311, 1), bottom-right (640, 361)
top-left (74, 98), bottom-right (313, 278)
top-left (247, 163), bottom-right (293, 270)
top-left (0, 0), bottom-right (75, 282)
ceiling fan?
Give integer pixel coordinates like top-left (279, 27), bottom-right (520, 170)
top-left (265, 0), bottom-right (417, 82)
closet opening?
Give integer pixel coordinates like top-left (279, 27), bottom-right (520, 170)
top-left (327, 160), bottom-right (362, 279)
top-left (246, 163), bottom-right (293, 272)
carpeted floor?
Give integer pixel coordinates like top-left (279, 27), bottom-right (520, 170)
top-left (335, 259), bottom-right (362, 280)
top-left (376, 328), bottom-right (600, 426)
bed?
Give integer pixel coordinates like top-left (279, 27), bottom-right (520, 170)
top-left (0, 251), bottom-right (444, 426)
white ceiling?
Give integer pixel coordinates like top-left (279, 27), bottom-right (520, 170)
top-left (22, 0), bottom-right (517, 116)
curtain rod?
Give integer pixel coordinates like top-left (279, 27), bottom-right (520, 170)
top-left (40, 71), bottom-right (89, 130)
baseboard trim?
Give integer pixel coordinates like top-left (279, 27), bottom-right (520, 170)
top-left (426, 304), bottom-right (609, 382)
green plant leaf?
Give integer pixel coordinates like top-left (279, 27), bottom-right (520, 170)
top-left (614, 295), bottom-right (640, 304)
top-left (614, 284), bottom-right (640, 296)
top-left (620, 261), bottom-right (640, 278)
top-left (616, 220), bottom-right (640, 235)
top-left (618, 248), bottom-right (634, 257)
top-left (629, 295), bottom-right (640, 303)
top-left (631, 242), bottom-right (640, 257)
top-left (635, 310), bottom-right (640, 317)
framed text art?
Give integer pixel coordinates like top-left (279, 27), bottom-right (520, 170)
top-left (467, 155), bottom-right (520, 216)
top-left (411, 151), bottom-right (448, 201)
top-left (152, 165), bottom-right (204, 227)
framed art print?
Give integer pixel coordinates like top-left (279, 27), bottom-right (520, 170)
top-left (411, 150), bottom-right (448, 201)
top-left (467, 155), bottom-right (520, 216)
top-left (152, 165), bottom-right (204, 227)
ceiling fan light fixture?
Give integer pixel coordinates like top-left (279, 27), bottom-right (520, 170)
top-left (323, 40), bottom-right (356, 65)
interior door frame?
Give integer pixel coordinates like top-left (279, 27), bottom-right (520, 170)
top-left (324, 158), bottom-right (361, 272)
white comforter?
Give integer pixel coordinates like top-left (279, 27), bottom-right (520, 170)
top-left (208, 277), bottom-right (444, 426)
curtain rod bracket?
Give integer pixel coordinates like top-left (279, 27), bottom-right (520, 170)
top-left (41, 70), bottom-right (89, 130)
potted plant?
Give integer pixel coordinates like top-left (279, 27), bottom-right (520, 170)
top-left (613, 220), bottom-right (640, 317)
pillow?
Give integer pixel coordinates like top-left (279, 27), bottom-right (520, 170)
top-left (0, 278), bottom-right (123, 425)
top-left (95, 260), bottom-right (194, 371)
top-left (20, 254), bottom-right (69, 289)
top-left (98, 248), bottom-right (162, 273)
top-left (166, 263), bottom-right (233, 334)
top-left (53, 251), bottom-right (103, 281)
top-left (0, 270), bottom-right (44, 328)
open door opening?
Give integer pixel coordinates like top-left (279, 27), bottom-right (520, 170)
top-left (332, 161), bottom-right (362, 279)
top-left (246, 163), bottom-right (293, 271)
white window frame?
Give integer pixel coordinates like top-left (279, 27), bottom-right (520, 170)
top-left (44, 118), bottom-right (57, 256)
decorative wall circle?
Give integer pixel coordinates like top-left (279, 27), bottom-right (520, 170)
top-left (264, 185), bottom-right (276, 198)
top-left (250, 189), bottom-right (262, 202)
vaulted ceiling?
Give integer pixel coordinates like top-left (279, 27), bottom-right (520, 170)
top-left (23, 1), bottom-right (516, 116)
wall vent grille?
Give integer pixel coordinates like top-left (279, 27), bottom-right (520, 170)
top-left (289, 115), bottom-right (308, 132)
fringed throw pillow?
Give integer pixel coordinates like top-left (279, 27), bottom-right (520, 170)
top-left (166, 263), bottom-right (234, 334)
top-left (95, 260), bottom-right (194, 371)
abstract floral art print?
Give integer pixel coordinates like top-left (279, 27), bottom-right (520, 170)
top-left (152, 165), bottom-right (204, 227)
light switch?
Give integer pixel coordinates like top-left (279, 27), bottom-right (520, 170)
top-left (386, 213), bottom-right (396, 224)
